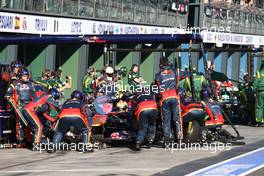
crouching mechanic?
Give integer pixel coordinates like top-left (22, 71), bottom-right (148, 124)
top-left (155, 57), bottom-right (182, 146)
top-left (24, 88), bottom-right (61, 146)
top-left (133, 91), bottom-right (158, 151)
top-left (49, 90), bottom-right (93, 153)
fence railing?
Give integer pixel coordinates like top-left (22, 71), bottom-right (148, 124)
top-left (0, 0), bottom-right (188, 27)
top-left (203, 2), bottom-right (264, 35)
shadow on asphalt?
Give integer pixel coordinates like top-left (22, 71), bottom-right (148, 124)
top-left (152, 140), bottom-right (264, 176)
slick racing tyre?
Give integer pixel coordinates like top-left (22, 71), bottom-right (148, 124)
top-left (183, 120), bottom-right (201, 143)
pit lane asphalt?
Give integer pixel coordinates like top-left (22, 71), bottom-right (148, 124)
top-left (0, 125), bottom-right (263, 176)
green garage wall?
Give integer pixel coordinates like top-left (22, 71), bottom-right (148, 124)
top-left (0, 45), bottom-right (7, 63)
top-left (27, 48), bottom-right (47, 78)
top-left (140, 44), bottom-right (160, 84)
top-left (56, 44), bottom-right (82, 98)
top-left (140, 52), bottom-right (155, 84)
top-left (18, 44), bottom-right (49, 78)
top-left (116, 44), bottom-right (137, 87)
top-left (0, 45), bottom-right (17, 64)
top-left (168, 52), bottom-right (176, 67)
top-left (89, 45), bottom-right (104, 71)
top-left (1, 43), bottom-right (259, 96)
top-left (117, 52), bottom-right (132, 87)
top-left (164, 43), bottom-right (179, 68)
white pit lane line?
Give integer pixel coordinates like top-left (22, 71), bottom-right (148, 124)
top-left (186, 146), bottom-right (264, 176)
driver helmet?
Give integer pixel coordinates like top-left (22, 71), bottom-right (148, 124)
top-left (19, 68), bottom-right (30, 77)
top-left (118, 67), bottom-right (127, 77)
top-left (11, 60), bottom-right (23, 70)
top-left (49, 88), bottom-right (61, 100)
top-left (71, 90), bottom-right (84, 101)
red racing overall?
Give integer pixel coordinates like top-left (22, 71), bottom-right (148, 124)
top-left (5, 80), bottom-right (37, 144)
top-left (24, 93), bottom-right (58, 144)
top-left (155, 67), bottom-right (182, 142)
top-left (134, 93), bottom-right (158, 144)
top-left (52, 99), bottom-right (91, 145)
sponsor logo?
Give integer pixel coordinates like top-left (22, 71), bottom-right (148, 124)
top-left (92, 23), bottom-right (96, 34)
top-left (231, 35), bottom-right (242, 43)
top-left (120, 26), bottom-right (123, 34)
top-left (71, 21), bottom-right (82, 33)
top-left (54, 19), bottom-right (59, 32)
top-left (0, 15), bottom-right (13, 29)
top-left (114, 25), bottom-right (120, 34)
top-left (14, 16), bottom-right (20, 30)
top-left (218, 33), bottom-right (231, 43)
top-left (151, 28), bottom-right (159, 34)
top-left (22, 17), bottom-right (27, 30)
top-left (35, 18), bottom-right (48, 31)
top-left (124, 26), bottom-right (139, 34)
top-left (206, 33), bottom-right (214, 42)
top-left (102, 103), bottom-right (112, 113)
top-left (140, 27), bottom-right (144, 33)
top-left (245, 36), bottom-right (253, 44)
top-left (97, 23), bottom-right (114, 34)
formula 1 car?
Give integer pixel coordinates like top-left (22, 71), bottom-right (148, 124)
top-left (90, 89), bottom-right (241, 145)
top-left (219, 85), bottom-right (242, 124)
top-left (210, 72), bottom-right (243, 124)
top-left (88, 35), bottom-right (245, 146)
top-left (178, 86), bottom-right (244, 145)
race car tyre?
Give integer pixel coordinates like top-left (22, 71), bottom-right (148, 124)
top-left (183, 120), bottom-right (201, 143)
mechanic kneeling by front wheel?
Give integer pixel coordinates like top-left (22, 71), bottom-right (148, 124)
top-left (47, 90), bottom-right (93, 154)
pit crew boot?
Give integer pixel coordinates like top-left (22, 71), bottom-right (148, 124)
top-left (83, 148), bottom-right (94, 153)
top-left (163, 140), bottom-right (170, 149)
top-left (146, 139), bottom-right (154, 149)
top-left (46, 143), bottom-right (56, 154)
top-left (135, 141), bottom-right (142, 151)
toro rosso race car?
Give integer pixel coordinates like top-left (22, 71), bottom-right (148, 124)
top-left (90, 87), bottom-right (244, 146)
